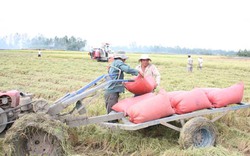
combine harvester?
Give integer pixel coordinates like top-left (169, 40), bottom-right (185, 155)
top-left (1, 74), bottom-right (250, 155)
top-left (89, 43), bottom-right (113, 62)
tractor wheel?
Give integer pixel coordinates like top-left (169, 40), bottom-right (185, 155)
top-left (4, 113), bottom-right (70, 156)
top-left (0, 107), bottom-right (8, 133)
top-left (179, 117), bottom-right (217, 149)
top-left (33, 99), bottom-right (50, 113)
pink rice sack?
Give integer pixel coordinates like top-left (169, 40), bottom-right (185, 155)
top-left (206, 82), bottom-right (244, 108)
top-left (112, 93), bottom-right (155, 115)
top-left (171, 88), bottom-right (213, 114)
top-left (127, 89), bottom-right (175, 123)
top-left (124, 75), bottom-right (157, 95)
top-left (167, 91), bottom-right (187, 108)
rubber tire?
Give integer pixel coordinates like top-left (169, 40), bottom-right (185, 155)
top-left (0, 108), bottom-right (7, 133)
top-left (179, 117), bottom-right (217, 149)
top-left (4, 113), bottom-right (69, 156)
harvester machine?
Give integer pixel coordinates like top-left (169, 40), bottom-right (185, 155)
top-left (89, 43), bottom-right (112, 62)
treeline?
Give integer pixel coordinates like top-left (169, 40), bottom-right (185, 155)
top-left (1, 33), bottom-right (249, 56)
top-left (114, 44), bottom-right (237, 56)
top-left (237, 49), bottom-right (250, 57)
top-left (0, 33), bottom-right (86, 51)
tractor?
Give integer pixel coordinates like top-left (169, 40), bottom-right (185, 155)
top-left (89, 43), bottom-right (112, 62)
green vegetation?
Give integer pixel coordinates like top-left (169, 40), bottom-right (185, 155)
top-left (237, 49), bottom-right (250, 57)
top-left (0, 34), bottom-right (86, 51)
top-left (0, 50), bottom-right (250, 155)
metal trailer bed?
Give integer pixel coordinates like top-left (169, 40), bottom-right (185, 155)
top-left (53, 73), bottom-right (250, 149)
top-left (64, 102), bottom-right (250, 132)
top-left (64, 103), bottom-right (250, 149)
top-left (99, 102), bottom-right (250, 131)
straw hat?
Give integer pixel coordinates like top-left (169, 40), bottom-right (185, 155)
top-left (139, 54), bottom-right (151, 61)
top-left (114, 54), bottom-right (128, 60)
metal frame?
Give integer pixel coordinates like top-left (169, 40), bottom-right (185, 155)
top-left (97, 102), bottom-right (250, 131)
top-left (47, 74), bottom-right (132, 116)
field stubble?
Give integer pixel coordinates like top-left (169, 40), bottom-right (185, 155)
top-left (0, 50), bottom-right (250, 155)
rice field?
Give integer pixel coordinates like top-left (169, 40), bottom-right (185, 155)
top-left (0, 50), bottom-right (250, 155)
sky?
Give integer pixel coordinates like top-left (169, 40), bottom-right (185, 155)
top-left (0, 0), bottom-right (250, 51)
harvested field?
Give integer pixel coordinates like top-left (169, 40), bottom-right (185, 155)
top-left (0, 50), bottom-right (250, 155)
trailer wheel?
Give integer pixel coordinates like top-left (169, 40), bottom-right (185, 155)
top-left (179, 117), bottom-right (217, 149)
top-left (4, 113), bottom-right (70, 156)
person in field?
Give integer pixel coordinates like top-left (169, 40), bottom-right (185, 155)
top-left (187, 55), bottom-right (193, 72)
top-left (38, 49), bottom-right (42, 57)
top-left (197, 57), bottom-right (203, 70)
top-left (105, 53), bottom-right (143, 115)
top-left (136, 54), bottom-right (161, 88)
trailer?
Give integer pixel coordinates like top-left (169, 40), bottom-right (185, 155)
top-left (2, 74), bottom-right (250, 155)
top-left (99, 102), bottom-right (250, 148)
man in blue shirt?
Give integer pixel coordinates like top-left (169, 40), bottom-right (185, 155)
top-left (105, 54), bottom-right (142, 114)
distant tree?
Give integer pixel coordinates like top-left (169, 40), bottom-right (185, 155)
top-left (237, 49), bottom-right (250, 57)
top-left (69, 36), bottom-right (85, 50)
top-left (0, 36), bottom-right (8, 49)
top-left (29, 34), bottom-right (48, 49)
top-left (12, 33), bottom-right (22, 49)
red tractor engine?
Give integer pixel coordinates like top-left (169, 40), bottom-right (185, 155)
top-left (0, 90), bottom-right (20, 109)
top-left (0, 90), bottom-right (20, 133)
top-left (0, 90), bottom-right (33, 133)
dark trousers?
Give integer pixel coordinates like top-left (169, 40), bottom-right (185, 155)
top-left (104, 92), bottom-right (119, 114)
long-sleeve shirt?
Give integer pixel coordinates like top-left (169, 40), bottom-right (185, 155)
top-left (187, 58), bottom-right (193, 67)
top-left (106, 59), bottom-right (139, 93)
top-left (136, 64), bottom-right (161, 86)
top-left (198, 58), bottom-right (203, 67)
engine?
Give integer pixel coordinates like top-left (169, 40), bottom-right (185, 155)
top-left (0, 90), bottom-right (20, 108)
top-left (0, 90), bottom-right (33, 133)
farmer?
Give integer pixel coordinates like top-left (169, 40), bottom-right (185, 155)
top-left (104, 53), bottom-right (143, 115)
top-left (38, 49), bottom-right (42, 57)
top-left (197, 57), bottom-right (203, 70)
top-left (187, 55), bottom-right (193, 72)
top-left (136, 54), bottom-right (161, 88)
